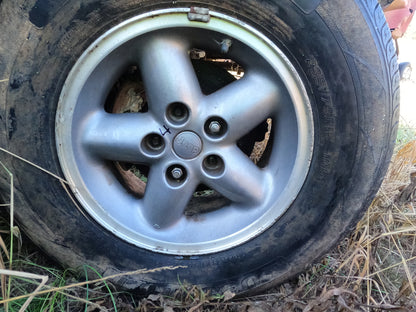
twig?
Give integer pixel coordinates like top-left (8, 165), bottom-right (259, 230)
top-left (0, 147), bottom-right (70, 186)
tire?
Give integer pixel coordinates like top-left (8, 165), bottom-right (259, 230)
top-left (0, 0), bottom-right (399, 294)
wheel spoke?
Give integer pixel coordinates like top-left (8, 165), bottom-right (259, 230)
top-left (142, 163), bottom-right (198, 228)
top-left (202, 147), bottom-right (270, 205)
top-left (204, 73), bottom-right (279, 142)
top-left (139, 37), bottom-right (202, 120)
top-left (82, 112), bottom-right (161, 163)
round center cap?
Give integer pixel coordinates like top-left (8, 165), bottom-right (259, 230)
top-left (173, 131), bottom-right (202, 159)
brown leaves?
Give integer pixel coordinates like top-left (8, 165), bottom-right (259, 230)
top-left (302, 287), bottom-right (357, 312)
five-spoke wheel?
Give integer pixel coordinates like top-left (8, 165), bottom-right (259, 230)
top-left (56, 9), bottom-right (313, 254)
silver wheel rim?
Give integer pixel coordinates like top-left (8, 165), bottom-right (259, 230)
top-left (56, 8), bottom-right (314, 255)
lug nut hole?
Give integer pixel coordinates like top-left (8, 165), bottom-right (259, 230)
top-left (167, 102), bottom-right (189, 125)
top-left (142, 133), bottom-right (165, 155)
top-left (203, 155), bottom-right (224, 176)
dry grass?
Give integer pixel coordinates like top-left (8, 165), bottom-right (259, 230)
top-left (0, 141), bottom-right (415, 311)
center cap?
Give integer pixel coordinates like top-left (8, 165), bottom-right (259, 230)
top-left (173, 131), bottom-right (202, 159)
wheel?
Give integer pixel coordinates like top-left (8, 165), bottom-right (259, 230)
top-left (0, 0), bottom-right (399, 294)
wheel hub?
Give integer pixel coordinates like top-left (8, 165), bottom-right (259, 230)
top-left (173, 131), bottom-right (203, 159)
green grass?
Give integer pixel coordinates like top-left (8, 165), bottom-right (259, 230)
top-left (396, 122), bottom-right (416, 147)
top-left (0, 161), bottom-right (119, 312)
top-left (6, 264), bottom-right (71, 312)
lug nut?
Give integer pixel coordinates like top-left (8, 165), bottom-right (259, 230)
top-left (205, 117), bottom-right (227, 137)
top-left (166, 165), bottom-right (187, 184)
top-left (171, 167), bottom-right (184, 179)
top-left (208, 121), bottom-right (221, 134)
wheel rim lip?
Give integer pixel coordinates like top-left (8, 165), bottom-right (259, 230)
top-left (56, 8), bottom-right (314, 255)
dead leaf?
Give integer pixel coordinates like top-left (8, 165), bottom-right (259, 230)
top-left (147, 294), bottom-right (162, 302)
top-left (223, 290), bottom-right (235, 301)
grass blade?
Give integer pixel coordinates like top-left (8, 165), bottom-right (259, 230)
top-left (0, 269), bottom-right (48, 312)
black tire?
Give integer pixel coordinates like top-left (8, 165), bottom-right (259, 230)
top-left (0, 0), bottom-right (399, 294)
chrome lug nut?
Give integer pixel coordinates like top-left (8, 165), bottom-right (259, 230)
top-left (171, 167), bottom-right (184, 179)
top-left (205, 117), bottom-right (227, 137)
top-left (208, 121), bottom-right (221, 134)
